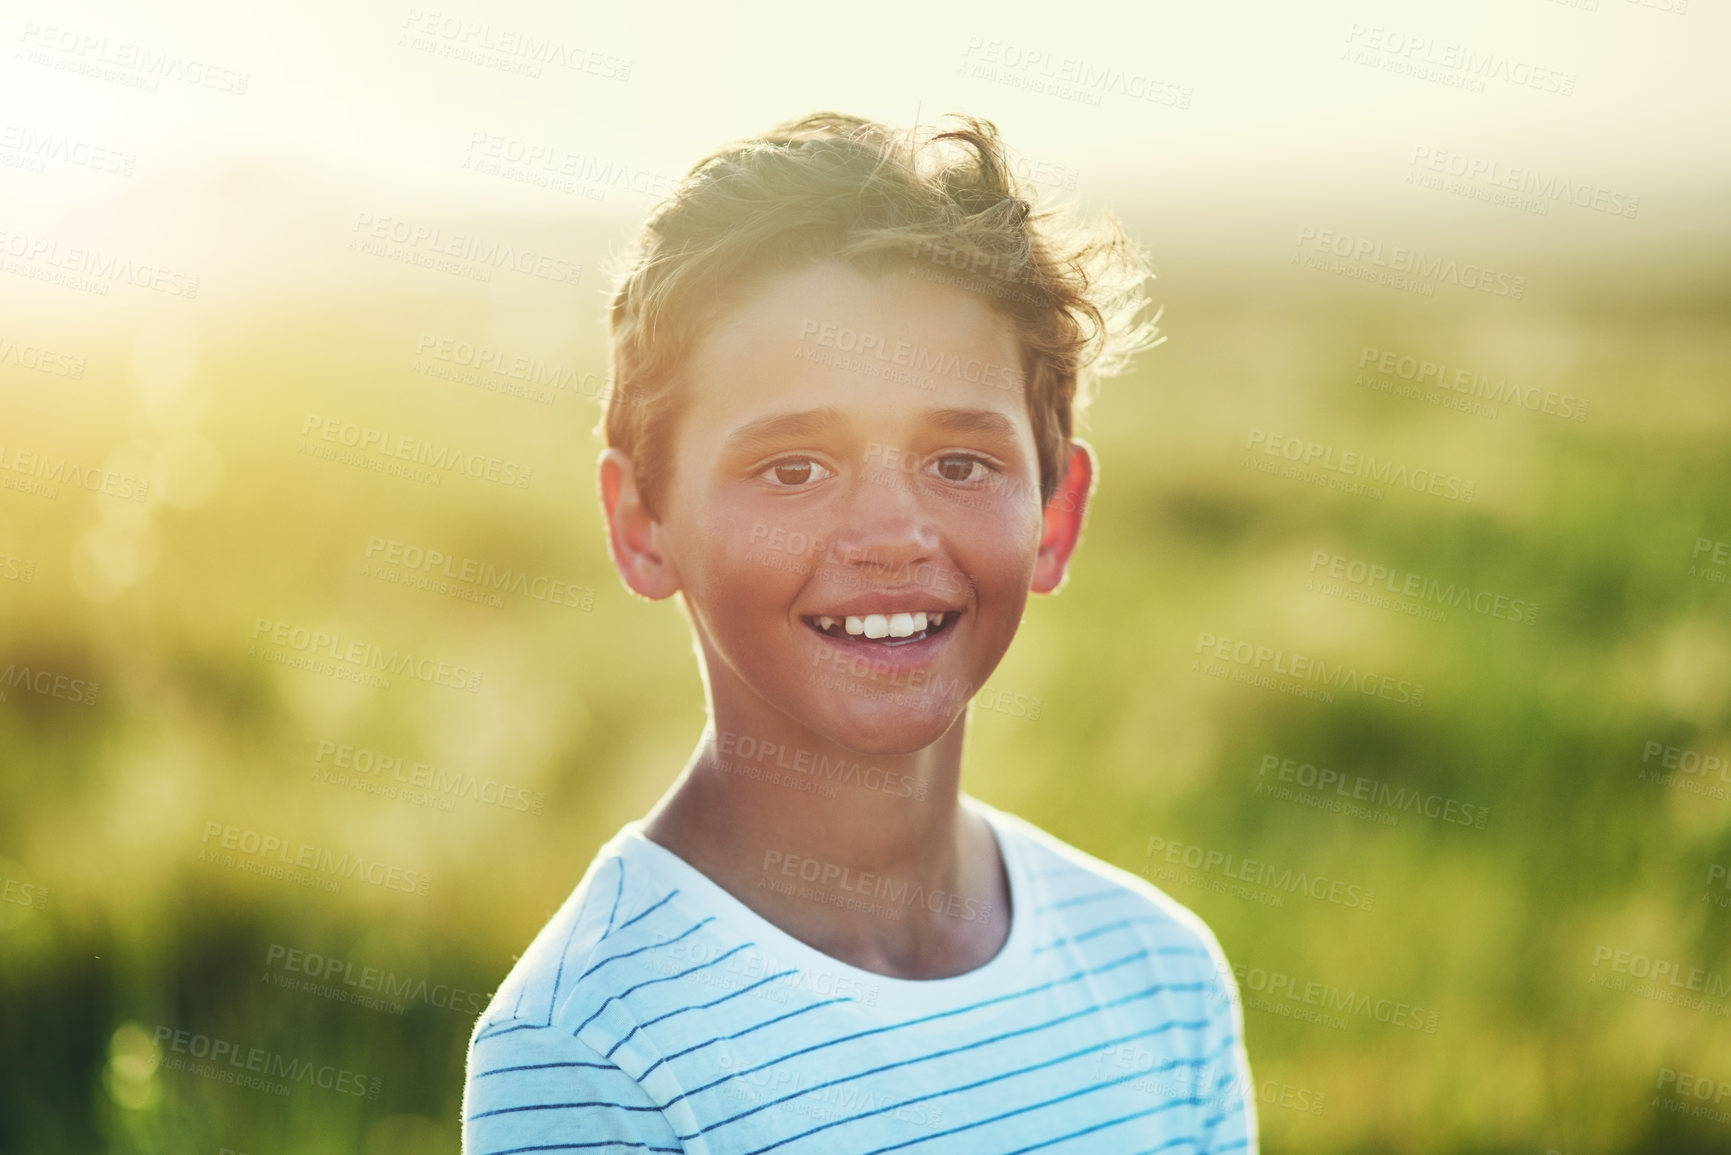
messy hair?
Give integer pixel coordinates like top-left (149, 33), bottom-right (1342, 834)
top-left (602, 110), bottom-right (1160, 516)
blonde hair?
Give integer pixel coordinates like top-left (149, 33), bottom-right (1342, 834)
top-left (602, 111), bottom-right (1159, 515)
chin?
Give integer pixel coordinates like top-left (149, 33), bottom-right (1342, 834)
top-left (802, 686), bottom-right (970, 756)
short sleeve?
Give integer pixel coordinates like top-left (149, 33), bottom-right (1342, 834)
top-left (463, 1021), bottom-right (684, 1154)
top-left (1196, 936), bottom-right (1259, 1153)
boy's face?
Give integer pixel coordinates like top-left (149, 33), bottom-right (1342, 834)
top-left (618, 261), bottom-right (1080, 755)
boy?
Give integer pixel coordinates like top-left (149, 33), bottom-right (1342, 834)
top-left (463, 112), bottom-right (1256, 1153)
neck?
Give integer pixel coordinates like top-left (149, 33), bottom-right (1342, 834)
top-left (639, 680), bottom-right (1010, 979)
top-left (651, 710), bottom-right (972, 886)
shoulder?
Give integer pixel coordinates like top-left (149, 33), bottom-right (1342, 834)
top-left (469, 827), bottom-right (696, 1046)
top-left (981, 800), bottom-right (1235, 984)
top-left (464, 1008), bottom-right (682, 1153)
top-left (462, 831), bottom-right (694, 1150)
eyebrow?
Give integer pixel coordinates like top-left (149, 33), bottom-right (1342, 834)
top-left (720, 407), bottom-right (846, 458)
top-left (924, 408), bottom-right (1023, 443)
top-left (717, 406), bottom-right (1024, 459)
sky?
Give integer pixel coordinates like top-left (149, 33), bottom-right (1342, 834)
top-left (2, 0), bottom-right (1724, 299)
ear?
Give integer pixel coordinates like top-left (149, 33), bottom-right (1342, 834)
top-left (598, 448), bottom-right (682, 600)
top-left (1029, 440), bottom-right (1095, 595)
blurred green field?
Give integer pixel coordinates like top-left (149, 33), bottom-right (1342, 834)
top-left (3, 220), bottom-right (1730, 1154)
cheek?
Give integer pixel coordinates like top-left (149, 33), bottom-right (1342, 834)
top-left (985, 546), bottom-right (1039, 608)
top-left (673, 500), bottom-right (805, 624)
top-left (952, 504), bottom-right (1042, 602)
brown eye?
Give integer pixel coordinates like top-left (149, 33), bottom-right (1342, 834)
top-left (760, 459), bottom-right (833, 487)
top-left (935, 456), bottom-right (983, 483)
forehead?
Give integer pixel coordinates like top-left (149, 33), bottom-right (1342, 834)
top-left (676, 261), bottom-right (1026, 435)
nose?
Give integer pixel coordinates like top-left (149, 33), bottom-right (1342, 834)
top-left (825, 453), bottom-right (941, 576)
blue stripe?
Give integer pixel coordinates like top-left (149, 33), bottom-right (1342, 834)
top-left (607, 967), bottom-right (798, 1059)
top-left (603, 859), bottom-right (626, 933)
top-left (473, 1020), bottom-right (543, 1042)
top-left (995, 1099), bottom-right (1204, 1154)
top-left (471, 1098), bottom-right (669, 1120)
top-left (1034, 916), bottom-right (1195, 954)
top-left (1129, 1140), bottom-right (1204, 1155)
top-left (479, 1143), bottom-right (682, 1154)
top-left (851, 1068), bottom-right (1205, 1155)
top-left (548, 877), bottom-right (623, 1024)
top-left (574, 916), bottom-right (714, 988)
top-left (770, 1030), bottom-right (1215, 1154)
top-left (652, 997), bottom-right (849, 1070)
top-left (697, 986), bottom-right (1208, 1145)
top-left (476, 1060), bottom-right (612, 1079)
top-left (578, 940), bottom-right (750, 1040)
top-left (554, 888), bottom-right (683, 1024)
top-left (672, 948), bottom-right (1157, 1102)
top-left (1037, 887), bottom-right (1131, 913)
top-left (615, 888), bottom-right (679, 934)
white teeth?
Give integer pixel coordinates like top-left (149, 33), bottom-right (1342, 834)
top-left (832, 611), bottom-right (944, 640)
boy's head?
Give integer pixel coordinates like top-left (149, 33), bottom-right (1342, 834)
top-left (598, 112), bottom-right (1156, 753)
top-left (602, 111), bottom-right (1156, 520)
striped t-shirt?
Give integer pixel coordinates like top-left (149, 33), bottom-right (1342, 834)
top-left (464, 797), bottom-right (1257, 1154)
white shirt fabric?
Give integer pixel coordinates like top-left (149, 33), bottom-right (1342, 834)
top-left (463, 796), bottom-right (1257, 1154)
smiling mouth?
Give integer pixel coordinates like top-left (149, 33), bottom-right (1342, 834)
top-left (803, 611), bottom-right (956, 646)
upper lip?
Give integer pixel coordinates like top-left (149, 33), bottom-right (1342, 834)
top-left (802, 592), bottom-right (963, 618)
